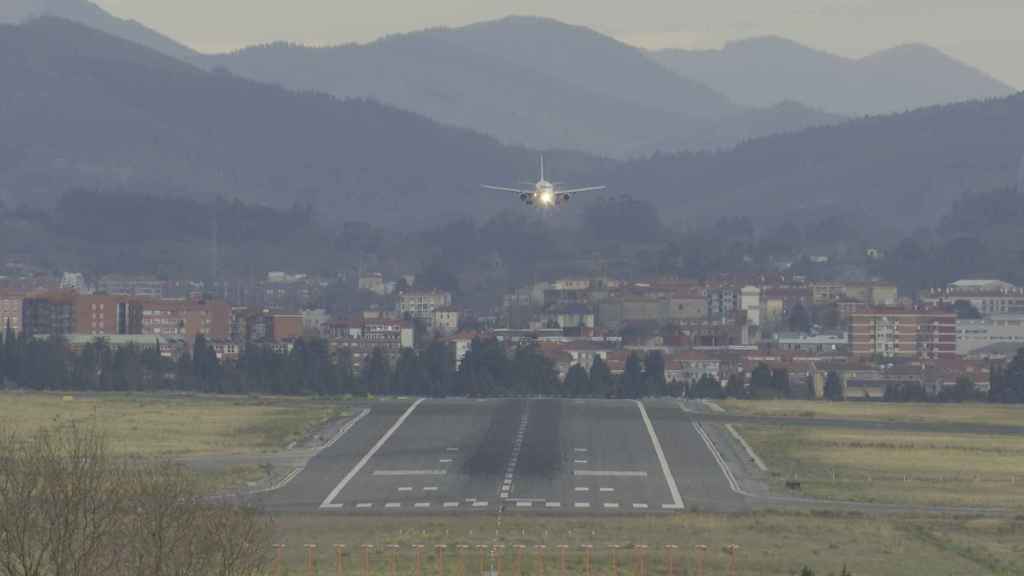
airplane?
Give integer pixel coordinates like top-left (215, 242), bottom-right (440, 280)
top-left (483, 156), bottom-right (605, 207)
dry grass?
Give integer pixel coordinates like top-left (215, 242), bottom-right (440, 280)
top-left (0, 391), bottom-right (351, 457)
top-left (738, 424), bottom-right (1024, 509)
top-left (267, 512), bottom-right (1024, 576)
top-left (719, 399), bottom-right (1024, 428)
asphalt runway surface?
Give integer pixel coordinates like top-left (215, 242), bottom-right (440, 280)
top-left (690, 411), bottom-right (1024, 436)
top-left (262, 398), bottom-right (746, 514)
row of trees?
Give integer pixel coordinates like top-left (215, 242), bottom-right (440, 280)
top-left (685, 364), bottom-right (791, 400)
top-left (8, 325), bottom-right (1024, 403)
top-left (0, 328), bottom-right (676, 398)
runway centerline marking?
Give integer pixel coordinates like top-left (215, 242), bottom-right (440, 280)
top-left (636, 400), bottom-right (685, 510)
top-left (319, 398), bottom-right (425, 509)
top-left (499, 409), bottom-right (530, 501)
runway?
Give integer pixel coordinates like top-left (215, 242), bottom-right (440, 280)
top-left (262, 398), bottom-right (747, 514)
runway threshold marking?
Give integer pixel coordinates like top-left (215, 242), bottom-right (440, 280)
top-left (319, 398), bottom-right (426, 510)
top-left (636, 400), bottom-right (685, 510)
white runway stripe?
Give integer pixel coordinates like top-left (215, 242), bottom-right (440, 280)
top-left (636, 400), bottom-right (685, 510)
top-left (573, 470), bottom-right (648, 477)
top-left (320, 399), bottom-right (425, 510)
top-left (373, 470), bottom-right (446, 476)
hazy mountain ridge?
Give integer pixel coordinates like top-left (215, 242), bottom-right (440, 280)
top-left (0, 18), bottom-right (607, 226)
top-left (654, 36), bottom-right (1015, 116)
top-left (0, 0), bottom-right (197, 62)
top-left (208, 16), bottom-right (843, 157)
top-left (4, 14), bottom-right (1023, 232)
top-left (597, 93), bottom-right (1024, 228)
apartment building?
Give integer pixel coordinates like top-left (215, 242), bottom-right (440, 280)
top-left (850, 309), bottom-right (956, 359)
top-left (398, 291), bottom-right (452, 324)
top-left (0, 293), bottom-right (23, 334)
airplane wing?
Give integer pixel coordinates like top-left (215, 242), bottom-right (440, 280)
top-left (561, 186), bottom-right (606, 194)
top-left (482, 185), bottom-right (527, 194)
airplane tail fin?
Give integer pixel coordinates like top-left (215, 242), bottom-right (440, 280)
top-left (540, 154), bottom-right (545, 182)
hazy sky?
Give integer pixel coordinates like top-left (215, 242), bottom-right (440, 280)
top-left (94, 0), bottom-right (1023, 87)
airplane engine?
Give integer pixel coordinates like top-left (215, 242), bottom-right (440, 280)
top-left (562, 194), bottom-right (571, 202)
top-left (520, 193), bottom-right (530, 202)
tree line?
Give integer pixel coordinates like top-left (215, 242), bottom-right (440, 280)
top-left (0, 328), bottom-right (676, 398)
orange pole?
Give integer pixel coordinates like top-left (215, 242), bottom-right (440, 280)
top-left (477, 545), bottom-right (489, 576)
top-left (273, 544), bottom-right (287, 576)
top-left (535, 545), bottom-right (546, 576)
top-left (663, 545), bottom-right (677, 576)
top-left (457, 545), bottom-right (469, 576)
top-left (634, 546), bottom-right (647, 576)
top-left (514, 545), bottom-right (526, 576)
top-left (436, 545), bottom-right (447, 576)
top-left (492, 545), bottom-right (505, 576)
top-left (306, 544), bottom-right (318, 576)
top-left (609, 545), bottom-right (620, 576)
top-left (415, 545), bottom-right (426, 576)
top-left (362, 545), bottom-right (374, 576)
top-left (558, 545), bottom-right (569, 576)
top-left (581, 545), bottom-right (593, 576)
top-left (694, 546), bottom-right (707, 576)
top-left (726, 545), bottom-right (739, 576)
top-left (336, 545), bottom-right (347, 576)
top-left (387, 545), bottom-right (399, 576)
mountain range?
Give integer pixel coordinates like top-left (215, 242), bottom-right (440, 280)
top-left (1, 9), bottom-right (1023, 231)
top-left (3, 2), bottom-right (1016, 157)
top-left (0, 18), bottom-right (606, 227)
top-left (654, 37), bottom-right (1015, 117)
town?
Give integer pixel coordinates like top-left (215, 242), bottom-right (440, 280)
top-left (3, 265), bottom-right (1021, 402)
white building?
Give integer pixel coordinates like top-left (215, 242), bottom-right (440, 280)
top-left (776, 332), bottom-right (850, 354)
top-left (301, 308), bottom-right (330, 335)
top-left (399, 291), bottom-right (452, 324)
top-left (740, 286), bottom-right (761, 326)
top-left (432, 307), bottom-right (460, 336)
top-left (60, 272), bottom-right (88, 293)
top-left (358, 273), bottom-right (390, 296)
top-left (956, 315), bottom-right (1024, 355)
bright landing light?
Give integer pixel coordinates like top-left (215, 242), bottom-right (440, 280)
top-left (541, 191), bottom-right (554, 205)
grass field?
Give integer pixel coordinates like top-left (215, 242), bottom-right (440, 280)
top-left (0, 391), bottom-right (351, 456)
top-left (737, 424), bottom-right (1024, 510)
top-left (267, 513), bottom-right (1024, 576)
top-left (719, 399), bottom-right (1024, 428)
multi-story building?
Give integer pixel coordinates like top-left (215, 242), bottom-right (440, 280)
top-left (358, 273), bottom-right (389, 295)
top-left (97, 275), bottom-right (167, 298)
top-left (141, 298), bottom-right (230, 342)
top-left (0, 293), bottom-right (23, 334)
top-left (671, 352), bottom-right (722, 384)
top-left (431, 307), bottom-right (460, 336)
top-left (60, 272), bottom-right (87, 293)
top-left (74, 294), bottom-right (143, 336)
top-left (398, 291), bottom-right (452, 325)
top-left (22, 292), bottom-right (76, 337)
top-left (706, 285), bottom-right (739, 320)
top-left (956, 315), bottom-right (1024, 356)
top-left (776, 332), bottom-right (850, 354)
top-left (22, 292), bottom-right (144, 337)
top-left (921, 286), bottom-right (1024, 316)
top-left (850, 309), bottom-right (956, 359)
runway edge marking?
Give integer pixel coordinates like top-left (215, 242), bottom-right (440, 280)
top-left (319, 399), bottom-right (426, 509)
top-left (244, 407), bottom-right (371, 496)
top-left (635, 400), bottom-right (685, 510)
top-left (691, 421), bottom-right (755, 498)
